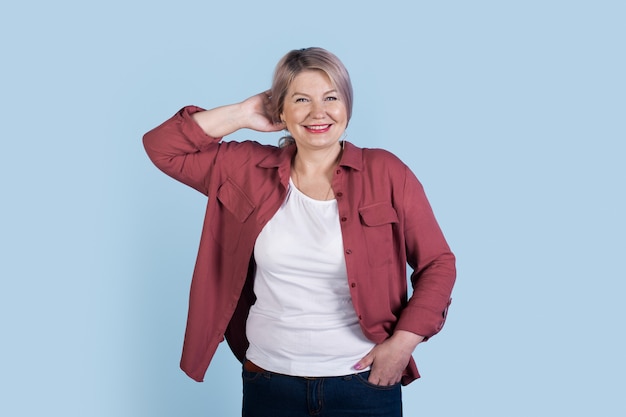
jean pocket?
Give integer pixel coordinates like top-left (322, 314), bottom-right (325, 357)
top-left (353, 371), bottom-right (401, 391)
top-left (242, 368), bottom-right (265, 382)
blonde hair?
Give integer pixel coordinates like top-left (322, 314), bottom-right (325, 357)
top-left (269, 48), bottom-right (353, 147)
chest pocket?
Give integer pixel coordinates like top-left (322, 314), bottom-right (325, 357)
top-left (358, 203), bottom-right (399, 267)
top-left (212, 178), bottom-right (256, 253)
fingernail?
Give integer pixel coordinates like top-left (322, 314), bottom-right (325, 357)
top-left (354, 363), bottom-right (362, 370)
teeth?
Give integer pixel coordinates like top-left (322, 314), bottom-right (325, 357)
top-left (307, 125), bottom-right (330, 130)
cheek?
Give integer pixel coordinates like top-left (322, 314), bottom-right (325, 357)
top-left (329, 106), bottom-right (348, 122)
top-left (284, 107), bottom-right (306, 123)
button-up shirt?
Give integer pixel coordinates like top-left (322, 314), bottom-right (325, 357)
top-left (143, 106), bottom-right (456, 385)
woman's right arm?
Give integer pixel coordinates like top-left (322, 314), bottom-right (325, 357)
top-left (191, 92), bottom-right (283, 138)
top-left (143, 92), bottom-right (284, 194)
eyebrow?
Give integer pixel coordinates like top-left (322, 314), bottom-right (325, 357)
top-left (290, 89), bottom-right (338, 97)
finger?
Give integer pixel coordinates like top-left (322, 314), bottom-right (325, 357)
top-left (368, 373), bottom-right (380, 385)
top-left (353, 354), bottom-right (374, 371)
top-left (368, 374), bottom-right (398, 386)
top-left (367, 370), bottom-right (390, 386)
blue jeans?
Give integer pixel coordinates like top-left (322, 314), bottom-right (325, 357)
top-left (242, 367), bottom-right (402, 417)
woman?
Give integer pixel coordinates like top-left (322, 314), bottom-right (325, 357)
top-left (143, 47), bottom-right (456, 417)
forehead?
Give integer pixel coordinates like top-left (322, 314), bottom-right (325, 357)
top-left (288, 70), bottom-right (334, 92)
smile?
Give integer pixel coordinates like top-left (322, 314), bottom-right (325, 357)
top-left (304, 124), bottom-right (331, 133)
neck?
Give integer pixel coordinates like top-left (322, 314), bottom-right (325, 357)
top-left (293, 142), bottom-right (342, 176)
top-left (291, 142), bottom-right (343, 201)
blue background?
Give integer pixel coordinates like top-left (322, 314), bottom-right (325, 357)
top-left (1, 1), bottom-right (624, 416)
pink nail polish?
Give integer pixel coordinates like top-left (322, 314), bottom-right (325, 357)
top-left (354, 363), bottom-right (362, 370)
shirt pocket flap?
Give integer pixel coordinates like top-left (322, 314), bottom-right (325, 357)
top-left (358, 203), bottom-right (399, 226)
top-left (216, 178), bottom-right (255, 223)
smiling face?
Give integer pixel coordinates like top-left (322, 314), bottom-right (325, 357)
top-left (280, 70), bottom-right (348, 152)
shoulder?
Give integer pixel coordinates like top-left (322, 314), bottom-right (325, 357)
top-left (349, 145), bottom-right (423, 192)
top-left (217, 139), bottom-right (281, 162)
top-left (359, 146), bottom-right (410, 174)
top-left (219, 139), bottom-right (278, 152)
top-left (361, 147), bottom-right (403, 162)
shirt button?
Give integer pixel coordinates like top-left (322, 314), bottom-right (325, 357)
top-left (336, 169), bottom-right (342, 174)
top-left (345, 249), bottom-right (352, 255)
top-left (336, 192), bottom-right (343, 197)
top-left (341, 216), bottom-right (347, 222)
top-left (351, 283), bottom-right (357, 288)
top-left (358, 315), bottom-right (363, 320)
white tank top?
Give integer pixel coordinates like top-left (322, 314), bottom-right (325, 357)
top-left (245, 179), bottom-right (375, 377)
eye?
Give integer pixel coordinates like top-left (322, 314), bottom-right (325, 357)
top-left (295, 97), bottom-right (309, 103)
top-left (325, 96), bottom-right (339, 101)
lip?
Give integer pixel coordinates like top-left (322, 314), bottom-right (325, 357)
top-left (304, 124), bottom-right (332, 133)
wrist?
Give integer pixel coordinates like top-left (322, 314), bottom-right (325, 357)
top-left (232, 101), bottom-right (250, 130)
top-left (391, 330), bottom-right (424, 353)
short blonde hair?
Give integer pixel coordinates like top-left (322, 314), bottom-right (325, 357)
top-left (269, 47), bottom-right (353, 127)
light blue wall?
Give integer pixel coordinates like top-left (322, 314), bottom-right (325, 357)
top-left (1, 1), bottom-right (624, 415)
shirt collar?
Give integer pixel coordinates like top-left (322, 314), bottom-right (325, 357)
top-left (257, 140), bottom-right (363, 172)
top-left (257, 144), bottom-right (295, 190)
top-left (338, 141), bottom-right (363, 171)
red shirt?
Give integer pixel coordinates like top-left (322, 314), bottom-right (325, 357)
top-left (143, 106), bottom-right (456, 385)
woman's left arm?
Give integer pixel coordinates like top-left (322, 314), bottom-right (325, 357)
top-left (397, 166), bottom-right (456, 339)
top-left (355, 165), bottom-right (456, 385)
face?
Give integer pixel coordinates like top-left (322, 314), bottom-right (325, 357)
top-left (280, 70), bottom-right (348, 151)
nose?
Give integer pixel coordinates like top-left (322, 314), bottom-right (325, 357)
top-left (310, 100), bottom-right (326, 118)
